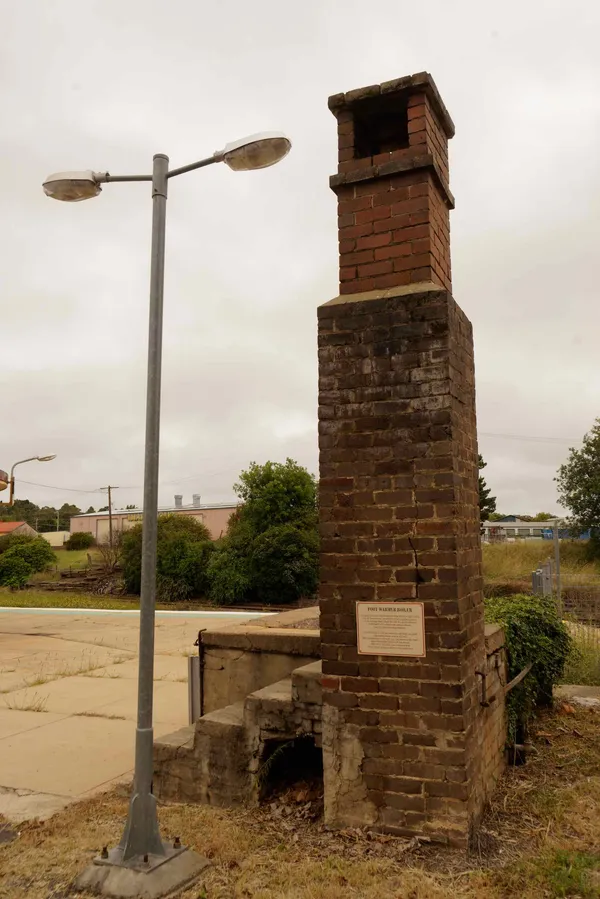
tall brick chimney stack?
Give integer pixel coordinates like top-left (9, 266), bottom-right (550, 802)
top-left (329, 73), bottom-right (454, 295)
top-left (318, 74), bottom-right (502, 848)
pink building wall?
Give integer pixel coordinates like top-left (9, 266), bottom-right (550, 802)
top-left (70, 505), bottom-right (236, 542)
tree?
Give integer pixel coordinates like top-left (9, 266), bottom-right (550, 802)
top-left (58, 503), bottom-right (81, 530)
top-left (533, 512), bottom-right (555, 522)
top-left (234, 459), bottom-right (317, 532)
top-left (86, 506), bottom-right (96, 514)
top-left (478, 455), bottom-right (497, 522)
top-left (208, 459), bottom-right (319, 606)
top-left (556, 418), bottom-right (600, 539)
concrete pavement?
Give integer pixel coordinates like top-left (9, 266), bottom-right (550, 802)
top-left (0, 608), bottom-right (258, 822)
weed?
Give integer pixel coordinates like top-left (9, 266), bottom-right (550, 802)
top-left (4, 692), bottom-right (48, 713)
top-left (541, 849), bottom-right (599, 897)
top-left (74, 712), bottom-right (126, 720)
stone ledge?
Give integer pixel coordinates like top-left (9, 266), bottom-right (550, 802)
top-left (201, 625), bottom-right (319, 656)
top-left (484, 624), bottom-right (505, 656)
top-left (319, 280), bottom-right (446, 310)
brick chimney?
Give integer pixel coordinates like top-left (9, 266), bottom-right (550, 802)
top-left (174, 495), bottom-right (183, 509)
top-left (329, 73), bottom-right (454, 295)
top-left (318, 74), bottom-right (496, 848)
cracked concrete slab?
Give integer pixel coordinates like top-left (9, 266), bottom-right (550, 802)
top-left (0, 608), bottom-right (258, 823)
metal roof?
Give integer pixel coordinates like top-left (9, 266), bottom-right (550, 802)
top-left (0, 521), bottom-right (28, 533)
top-left (71, 502), bottom-right (238, 519)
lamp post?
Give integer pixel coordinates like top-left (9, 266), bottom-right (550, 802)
top-left (43, 132), bottom-right (291, 894)
top-left (0, 455), bottom-right (57, 506)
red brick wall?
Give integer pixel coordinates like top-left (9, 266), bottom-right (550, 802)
top-left (330, 73), bottom-right (454, 296)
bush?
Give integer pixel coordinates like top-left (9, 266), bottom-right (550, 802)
top-left (485, 593), bottom-right (573, 741)
top-left (65, 532), bottom-right (95, 551)
top-left (249, 525), bottom-right (319, 605)
top-left (0, 535), bottom-right (56, 574)
top-left (0, 553), bottom-right (33, 589)
top-left (121, 514), bottom-right (213, 601)
top-left (207, 545), bottom-right (253, 606)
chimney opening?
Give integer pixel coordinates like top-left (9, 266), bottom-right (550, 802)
top-left (352, 92), bottom-right (410, 159)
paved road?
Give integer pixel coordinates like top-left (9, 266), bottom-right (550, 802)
top-left (0, 608), bottom-right (258, 822)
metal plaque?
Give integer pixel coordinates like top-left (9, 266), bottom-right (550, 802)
top-left (356, 601), bottom-right (426, 657)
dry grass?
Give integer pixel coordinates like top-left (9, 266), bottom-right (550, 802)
top-left (483, 540), bottom-right (600, 586)
top-left (1, 705), bottom-right (600, 898)
top-left (3, 692), bottom-right (48, 713)
top-left (73, 711), bottom-right (126, 720)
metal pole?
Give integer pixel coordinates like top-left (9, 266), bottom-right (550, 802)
top-left (554, 521), bottom-right (562, 615)
top-left (119, 154), bottom-right (169, 862)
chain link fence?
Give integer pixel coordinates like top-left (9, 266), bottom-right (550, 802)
top-left (532, 559), bottom-right (600, 685)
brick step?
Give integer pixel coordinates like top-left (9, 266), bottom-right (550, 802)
top-left (154, 661), bottom-right (325, 808)
top-left (154, 701), bottom-right (250, 807)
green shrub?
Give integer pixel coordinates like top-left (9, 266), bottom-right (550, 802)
top-left (121, 514), bottom-right (213, 601)
top-left (249, 524), bottom-right (319, 605)
top-left (65, 532), bottom-right (95, 550)
top-left (0, 553), bottom-right (33, 589)
top-left (207, 545), bottom-right (253, 606)
top-left (485, 593), bottom-right (573, 741)
top-left (0, 535), bottom-right (56, 574)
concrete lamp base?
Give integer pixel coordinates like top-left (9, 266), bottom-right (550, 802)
top-left (74, 844), bottom-right (209, 899)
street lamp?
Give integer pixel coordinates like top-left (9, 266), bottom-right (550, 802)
top-left (43, 131), bottom-right (291, 896)
top-left (0, 455), bottom-right (57, 506)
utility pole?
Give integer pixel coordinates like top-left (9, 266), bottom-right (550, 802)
top-left (56, 510), bottom-right (60, 531)
top-left (98, 486), bottom-right (119, 550)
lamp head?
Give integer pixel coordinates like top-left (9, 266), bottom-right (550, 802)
top-left (42, 171), bottom-right (101, 202)
top-left (217, 132), bottom-right (291, 172)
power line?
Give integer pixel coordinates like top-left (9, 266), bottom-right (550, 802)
top-left (16, 465), bottom-right (237, 495)
top-left (18, 480), bottom-right (103, 494)
top-left (479, 432), bottom-right (579, 444)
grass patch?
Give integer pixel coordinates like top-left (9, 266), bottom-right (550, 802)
top-left (0, 588), bottom-right (220, 612)
top-left (562, 621), bottom-right (600, 685)
top-left (483, 540), bottom-right (600, 586)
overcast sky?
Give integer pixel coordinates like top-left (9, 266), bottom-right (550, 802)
top-left (1, 0), bottom-right (598, 516)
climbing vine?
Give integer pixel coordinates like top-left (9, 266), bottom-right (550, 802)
top-left (485, 593), bottom-right (573, 742)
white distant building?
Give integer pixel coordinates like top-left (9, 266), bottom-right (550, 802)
top-left (482, 517), bottom-right (552, 542)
